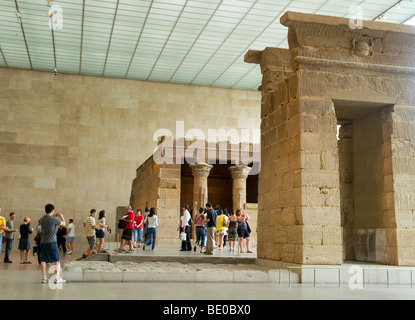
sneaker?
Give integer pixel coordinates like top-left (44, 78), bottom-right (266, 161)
top-left (67, 251), bottom-right (73, 255)
top-left (42, 278), bottom-right (49, 284)
top-left (54, 278), bottom-right (67, 284)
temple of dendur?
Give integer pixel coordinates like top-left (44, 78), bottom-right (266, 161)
top-left (128, 138), bottom-right (260, 246)
top-left (64, 11), bottom-right (415, 284)
top-left (126, 11), bottom-right (415, 268)
top-left (244, 12), bottom-right (415, 266)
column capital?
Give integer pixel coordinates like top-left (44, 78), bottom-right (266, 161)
top-left (229, 165), bottom-right (252, 179)
top-left (189, 163), bottom-right (213, 177)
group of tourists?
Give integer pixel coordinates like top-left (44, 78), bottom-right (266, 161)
top-left (0, 201), bottom-right (252, 284)
top-left (0, 207), bottom-right (74, 267)
top-left (116, 205), bottom-right (158, 253)
top-left (0, 204), bottom-right (68, 284)
top-left (179, 202), bottom-right (252, 255)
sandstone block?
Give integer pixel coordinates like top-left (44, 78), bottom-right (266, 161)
top-left (299, 206), bottom-right (341, 226)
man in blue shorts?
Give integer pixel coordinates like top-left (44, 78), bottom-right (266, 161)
top-left (39, 203), bottom-right (66, 284)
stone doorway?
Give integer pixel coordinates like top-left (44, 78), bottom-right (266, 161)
top-left (180, 162), bottom-right (233, 213)
top-left (335, 100), bottom-right (393, 263)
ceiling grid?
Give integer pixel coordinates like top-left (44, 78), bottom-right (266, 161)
top-left (0, 0), bottom-right (414, 90)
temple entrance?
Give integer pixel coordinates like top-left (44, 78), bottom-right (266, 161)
top-left (181, 162), bottom-right (257, 211)
top-left (335, 100), bottom-right (393, 263)
top-left (207, 163), bottom-right (233, 212)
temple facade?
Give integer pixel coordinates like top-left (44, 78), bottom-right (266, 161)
top-left (246, 12), bottom-right (415, 266)
top-left (129, 139), bottom-right (260, 245)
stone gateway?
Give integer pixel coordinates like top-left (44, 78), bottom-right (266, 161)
top-left (245, 12), bottom-right (415, 266)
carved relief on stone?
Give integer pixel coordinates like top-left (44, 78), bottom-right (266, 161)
top-left (189, 163), bottom-right (213, 177)
top-left (351, 39), bottom-right (374, 58)
top-left (229, 165), bottom-right (252, 179)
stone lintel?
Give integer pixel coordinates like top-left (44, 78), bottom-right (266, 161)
top-left (245, 47), bottom-right (292, 74)
top-left (281, 11), bottom-right (415, 35)
top-left (295, 56), bottom-right (415, 76)
top-left (280, 11), bottom-right (415, 70)
top-left (244, 50), bottom-right (262, 64)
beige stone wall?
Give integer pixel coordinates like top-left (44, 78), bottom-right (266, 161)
top-left (257, 73), bottom-right (341, 265)
top-left (0, 67), bottom-right (260, 246)
top-left (386, 105), bottom-right (415, 265)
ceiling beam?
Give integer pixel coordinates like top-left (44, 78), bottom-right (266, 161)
top-left (124, 0), bottom-right (154, 79)
top-left (0, 46), bottom-right (8, 68)
top-left (402, 13), bottom-right (415, 24)
top-left (372, 0), bottom-right (403, 21)
top-left (102, 0), bottom-right (120, 76)
top-left (168, 0), bottom-right (224, 83)
top-left (14, 0), bottom-right (32, 69)
top-left (216, 0), bottom-right (297, 88)
top-left (189, 0), bottom-right (262, 86)
top-left (146, 0), bottom-right (189, 81)
top-left (79, 0), bottom-right (85, 74)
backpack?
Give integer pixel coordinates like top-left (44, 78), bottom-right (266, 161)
top-left (188, 215), bottom-right (192, 226)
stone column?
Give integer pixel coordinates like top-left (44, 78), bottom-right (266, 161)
top-left (229, 165), bottom-right (252, 210)
top-left (189, 163), bottom-right (213, 237)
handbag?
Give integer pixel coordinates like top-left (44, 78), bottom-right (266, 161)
top-left (118, 219), bottom-right (126, 229)
top-left (246, 221), bottom-right (251, 234)
top-left (180, 231), bottom-right (187, 241)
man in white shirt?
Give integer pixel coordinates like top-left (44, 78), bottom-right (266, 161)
top-left (178, 204), bottom-right (192, 251)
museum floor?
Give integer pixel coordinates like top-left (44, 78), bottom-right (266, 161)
top-left (1, 244), bottom-right (415, 300)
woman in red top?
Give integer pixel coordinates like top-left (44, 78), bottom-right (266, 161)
top-left (134, 209), bottom-right (144, 248)
top-left (117, 206), bottom-right (135, 253)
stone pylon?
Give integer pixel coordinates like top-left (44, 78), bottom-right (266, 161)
top-left (245, 11), bottom-right (415, 266)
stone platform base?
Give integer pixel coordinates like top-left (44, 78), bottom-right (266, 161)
top-left (64, 244), bottom-right (415, 286)
top-left (63, 260), bottom-right (284, 283)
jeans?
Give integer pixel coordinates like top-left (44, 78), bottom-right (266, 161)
top-left (137, 228), bottom-right (143, 242)
top-left (196, 226), bottom-right (206, 247)
top-left (145, 227), bottom-right (156, 250)
top-left (133, 229), bottom-right (138, 243)
top-left (4, 238), bottom-right (13, 262)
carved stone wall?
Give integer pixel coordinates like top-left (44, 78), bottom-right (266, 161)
top-left (247, 12), bottom-right (415, 266)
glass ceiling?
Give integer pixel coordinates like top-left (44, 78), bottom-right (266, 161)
top-left (0, 0), bottom-right (414, 90)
